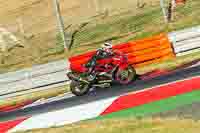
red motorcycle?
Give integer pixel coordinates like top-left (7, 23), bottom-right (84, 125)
top-left (67, 50), bottom-right (137, 96)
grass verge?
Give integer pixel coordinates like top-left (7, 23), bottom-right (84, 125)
top-left (16, 118), bottom-right (200, 133)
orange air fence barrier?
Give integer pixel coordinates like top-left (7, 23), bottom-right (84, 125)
top-left (134, 53), bottom-right (175, 68)
top-left (69, 33), bottom-right (175, 69)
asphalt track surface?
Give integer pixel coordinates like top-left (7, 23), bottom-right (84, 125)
top-left (0, 65), bottom-right (200, 122)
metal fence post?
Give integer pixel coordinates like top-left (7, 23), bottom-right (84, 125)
top-left (160, 0), bottom-right (168, 23)
top-left (53, 0), bottom-right (68, 50)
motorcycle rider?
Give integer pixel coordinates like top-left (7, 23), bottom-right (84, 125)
top-left (85, 42), bottom-right (114, 74)
top-left (86, 42), bottom-right (113, 95)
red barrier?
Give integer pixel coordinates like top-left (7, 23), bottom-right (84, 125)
top-left (134, 53), bottom-right (175, 68)
top-left (112, 43), bottom-right (131, 49)
top-left (69, 33), bottom-right (175, 70)
top-left (128, 48), bottom-right (173, 64)
top-left (129, 33), bottom-right (166, 44)
top-left (128, 39), bottom-right (168, 52)
top-left (69, 51), bottom-right (96, 62)
top-left (127, 42), bottom-right (170, 58)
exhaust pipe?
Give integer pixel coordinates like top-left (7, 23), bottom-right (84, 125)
top-left (93, 83), bottom-right (111, 88)
top-left (99, 72), bottom-right (112, 78)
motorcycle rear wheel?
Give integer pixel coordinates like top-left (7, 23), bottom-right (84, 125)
top-left (115, 65), bottom-right (137, 85)
top-left (70, 81), bottom-right (90, 96)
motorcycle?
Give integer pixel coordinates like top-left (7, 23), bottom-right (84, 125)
top-left (67, 51), bottom-right (137, 96)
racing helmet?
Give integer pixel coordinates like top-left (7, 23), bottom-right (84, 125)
top-left (102, 42), bottom-right (113, 52)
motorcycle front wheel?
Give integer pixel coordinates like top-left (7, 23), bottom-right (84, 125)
top-left (70, 81), bottom-right (90, 96)
top-left (115, 65), bottom-right (137, 85)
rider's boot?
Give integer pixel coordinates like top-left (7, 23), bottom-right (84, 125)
top-left (89, 87), bottom-right (97, 96)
